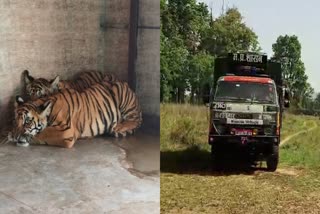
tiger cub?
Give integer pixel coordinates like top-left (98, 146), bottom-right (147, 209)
top-left (24, 70), bottom-right (118, 100)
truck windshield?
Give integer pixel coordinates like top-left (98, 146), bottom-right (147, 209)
top-left (214, 81), bottom-right (277, 104)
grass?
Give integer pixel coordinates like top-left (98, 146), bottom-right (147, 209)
top-left (280, 119), bottom-right (320, 169)
top-left (280, 113), bottom-right (314, 140)
top-left (161, 104), bottom-right (320, 213)
top-left (160, 104), bottom-right (209, 151)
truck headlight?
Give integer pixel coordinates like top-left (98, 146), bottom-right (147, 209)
top-left (263, 114), bottom-right (276, 121)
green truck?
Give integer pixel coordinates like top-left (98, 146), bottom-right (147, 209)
top-left (207, 52), bottom-right (290, 171)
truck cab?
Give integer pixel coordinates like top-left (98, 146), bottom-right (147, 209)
top-left (208, 52), bottom-right (289, 171)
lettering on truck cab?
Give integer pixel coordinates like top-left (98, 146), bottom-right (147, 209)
top-left (233, 53), bottom-right (263, 63)
top-left (213, 102), bottom-right (226, 110)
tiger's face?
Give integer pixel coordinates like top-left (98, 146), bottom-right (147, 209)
top-left (24, 70), bottom-right (60, 100)
top-left (12, 96), bottom-right (53, 144)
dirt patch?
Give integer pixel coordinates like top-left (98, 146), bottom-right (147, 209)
top-left (276, 168), bottom-right (300, 176)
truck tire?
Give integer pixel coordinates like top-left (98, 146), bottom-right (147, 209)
top-left (266, 144), bottom-right (279, 172)
top-left (211, 145), bottom-right (223, 170)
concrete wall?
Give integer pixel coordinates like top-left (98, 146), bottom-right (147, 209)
top-left (0, 0), bottom-right (160, 130)
top-left (136, 0), bottom-right (160, 118)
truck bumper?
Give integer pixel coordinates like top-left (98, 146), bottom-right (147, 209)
top-left (208, 135), bottom-right (279, 145)
top-left (209, 135), bottom-right (280, 161)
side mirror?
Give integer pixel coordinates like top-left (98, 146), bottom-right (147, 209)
top-left (283, 88), bottom-right (290, 108)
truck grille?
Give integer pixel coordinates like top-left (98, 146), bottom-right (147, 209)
top-left (234, 113), bottom-right (253, 119)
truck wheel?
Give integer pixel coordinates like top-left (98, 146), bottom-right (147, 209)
top-left (266, 144), bottom-right (279, 172)
top-left (211, 145), bottom-right (223, 170)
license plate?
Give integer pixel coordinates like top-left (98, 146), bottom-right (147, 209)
top-left (234, 129), bottom-right (252, 136)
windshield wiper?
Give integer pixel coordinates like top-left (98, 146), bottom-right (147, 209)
top-left (216, 96), bottom-right (241, 100)
top-left (255, 99), bottom-right (274, 104)
top-left (215, 96), bottom-right (252, 102)
top-left (216, 97), bottom-right (274, 104)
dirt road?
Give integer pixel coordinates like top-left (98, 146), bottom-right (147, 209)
top-left (280, 121), bottom-right (317, 146)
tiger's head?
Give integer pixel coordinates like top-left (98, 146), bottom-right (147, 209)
top-left (12, 96), bottom-right (53, 145)
top-left (24, 70), bottom-right (60, 100)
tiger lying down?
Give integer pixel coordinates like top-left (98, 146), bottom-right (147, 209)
top-left (9, 71), bottom-right (142, 148)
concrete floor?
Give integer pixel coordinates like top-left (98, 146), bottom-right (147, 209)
top-left (0, 132), bottom-right (159, 214)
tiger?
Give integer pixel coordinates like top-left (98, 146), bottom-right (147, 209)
top-left (24, 70), bottom-right (118, 100)
top-left (11, 80), bottom-right (142, 148)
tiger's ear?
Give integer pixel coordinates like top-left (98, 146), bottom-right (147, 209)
top-left (15, 96), bottom-right (24, 107)
top-left (40, 101), bottom-right (53, 118)
top-left (50, 76), bottom-right (60, 90)
top-left (24, 70), bottom-right (34, 84)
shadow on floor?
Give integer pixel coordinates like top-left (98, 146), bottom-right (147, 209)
top-left (160, 146), bottom-right (269, 176)
top-left (110, 131), bottom-right (160, 177)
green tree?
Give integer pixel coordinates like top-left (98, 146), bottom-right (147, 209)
top-left (271, 35), bottom-right (310, 105)
top-left (300, 82), bottom-right (314, 109)
top-left (313, 93), bottom-right (320, 110)
top-left (161, 0), bottom-right (212, 102)
top-left (161, 3), bottom-right (262, 103)
top-left (163, 0), bottom-right (211, 52)
top-left (201, 8), bottom-right (260, 56)
top-left (160, 33), bottom-right (189, 102)
top-left (188, 52), bottom-right (214, 103)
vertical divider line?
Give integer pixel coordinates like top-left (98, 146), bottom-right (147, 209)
top-left (128, 0), bottom-right (139, 91)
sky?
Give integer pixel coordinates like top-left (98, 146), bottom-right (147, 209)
top-left (198, 0), bottom-right (320, 93)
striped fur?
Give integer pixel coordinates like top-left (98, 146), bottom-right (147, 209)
top-left (24, 70), bottom-right (118, 100)
top-left (13, 80), bottom-right (142, 148)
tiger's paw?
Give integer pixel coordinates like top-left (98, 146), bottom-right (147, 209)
top-left (113, 121), bottom-right (138, 134)
top-left (113, 129), bottom-right (135, 138)
top-left (114, 131), bottom-right (127, 138)
top-left (30, 138), bottom-right (48, 145)
top-left (16, 141), bottom-right (30, 147)
top-left (127, 130), bottom-right (134, 135)
top-left (16, 137), bottom-right (29, 147)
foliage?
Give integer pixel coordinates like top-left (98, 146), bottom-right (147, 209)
top-left (271, 35), bottom-right (314, 107)
top-left (313, 93), bottom-right (320, 110)
top-left (160, 32), bottom-right (189, 102)
top-left (161, 1), bottom-right (262, 103)
top-left (161, 0), bottom-right (211, 52)
top-left (161, 0), bottom-right (210, 102)
top-left (201, 8), bottom-right (261, 55)
top-left (188, 52), bottom-right (214, 103)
